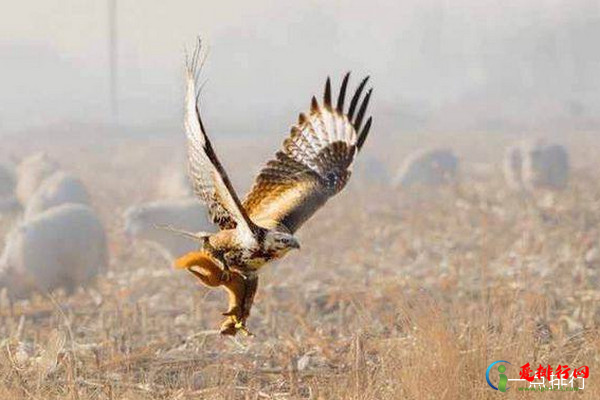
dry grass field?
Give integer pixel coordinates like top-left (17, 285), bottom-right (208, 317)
top-left (0, 129), bottom-right (599, 399)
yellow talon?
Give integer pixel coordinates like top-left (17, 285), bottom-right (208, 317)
top-left (236, 323), bottom-right (252, 336)
top-left (175, 250), bottom-right (251, 336)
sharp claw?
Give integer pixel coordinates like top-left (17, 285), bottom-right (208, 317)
top-left (219, 314), bottom-right (252, 336)
top-left (234, 320), bottom-right (253, 336)
top-left (219, 319), bottom-right (237, 336)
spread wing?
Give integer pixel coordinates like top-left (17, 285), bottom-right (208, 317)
top-left (243, 73), bottom-right (373, 233)
top-left (184, 41), bottom-right (258, 244)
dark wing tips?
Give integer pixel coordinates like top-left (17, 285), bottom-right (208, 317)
top-left (347, 76), bottom-right (370, 120)
top-left (357, 116), bottom-right (372, 150)
top-left (298, 112), bottom-right (308, 125)
top-left (336, 72), bottom-right (351, 113)
top-left (324, 77), bottom-right (332, 109)
top-left (311, 96), bottom-right (319, 113)
top-left (354, 88), bottom-right (372, 132)
top-left (311, 74), bottom-right (372, 149)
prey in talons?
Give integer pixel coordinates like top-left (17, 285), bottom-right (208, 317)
top-left (174, 250), bottom-right (257, 336)
top-left (169, 38), bottom-right (373, 334)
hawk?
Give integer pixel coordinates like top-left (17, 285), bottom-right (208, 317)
top-left (173, 41), bottom-right (373, 335)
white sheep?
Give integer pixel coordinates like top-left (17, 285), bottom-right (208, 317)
top-left (504, 140), bottom-right (569, 191)
top-left (24, 171), bottom-right (90, 220)
top-left (523, 142), bottom-right (569, 190)
top-left (394, 148), bottom-right (459, 188)
top-left (503, 145), bottom-right (524, 190)
top-left (123, 198), bottom-right (210, 260)
top-left (0, 204), bottom-right (108, 299)
top-left (16, 152), bottom-right (60, 204)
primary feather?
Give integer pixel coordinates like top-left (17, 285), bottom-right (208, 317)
top-left (184, 40), bottom-right (258, 245)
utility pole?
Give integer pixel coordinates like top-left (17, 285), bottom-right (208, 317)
top-left (108, 0), bottom-right (118, 123)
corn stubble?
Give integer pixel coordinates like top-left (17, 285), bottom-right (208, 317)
top-left (0, 133), bottom-right (599, 399)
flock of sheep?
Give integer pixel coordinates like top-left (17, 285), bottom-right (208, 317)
top-left (0, 138), bottom-right (570, 301)
top-left (0, 153), bottom-right (107, 299)
top-left (390, 138), bottom-right (569, 190)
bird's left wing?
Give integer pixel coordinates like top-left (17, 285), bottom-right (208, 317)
top-left (243, 73), bottom-right (373, 233)
top-left (184, 41), bottom-right (258, 244)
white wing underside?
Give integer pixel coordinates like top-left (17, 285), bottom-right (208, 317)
top-left (184, 45), bottom-right (256, 247)
top-left (286, 107), bottom-right (358, 176)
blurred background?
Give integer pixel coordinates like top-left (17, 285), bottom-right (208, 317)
top-left (3, 0), bottom-right (600, 136)
top-left (1, 1), bottom-right (600, 398)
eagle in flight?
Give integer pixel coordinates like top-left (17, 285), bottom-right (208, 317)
top-left (172, 41), bottom-right (373, 335)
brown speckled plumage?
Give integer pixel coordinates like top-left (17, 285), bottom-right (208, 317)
top-left (178, 39), bottom-right (373, 334)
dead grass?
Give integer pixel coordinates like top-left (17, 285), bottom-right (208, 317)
top-left (0, 131), bottom-right (599, 399)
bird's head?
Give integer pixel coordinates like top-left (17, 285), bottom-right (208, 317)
top-left (264, 231), bottom-right (300, 256)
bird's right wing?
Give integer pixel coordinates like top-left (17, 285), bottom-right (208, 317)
top-left (184, 40), bottom-right (258, 244)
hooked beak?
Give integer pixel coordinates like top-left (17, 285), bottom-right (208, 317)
top-left (291, 239), bottom-right (301, 250)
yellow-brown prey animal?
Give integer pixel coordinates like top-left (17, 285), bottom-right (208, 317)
top-left (174, 40), bottom-right (373, 335)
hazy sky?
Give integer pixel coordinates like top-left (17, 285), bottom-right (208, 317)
top-left (2, 0), bottom-right (599, 134)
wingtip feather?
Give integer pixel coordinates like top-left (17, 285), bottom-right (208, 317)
top-left (324, 77), bottom-right (332, 109)
top-left (354, 88), bottom-right (373, 132)
top-left (311, 96), bottom-right (319, 113)
top-left (348, 76), bottom-right (370, 120)
top-left (336, 72), bottom-right (351, 113)
top-left (357, 116), bottom-right (372, 150)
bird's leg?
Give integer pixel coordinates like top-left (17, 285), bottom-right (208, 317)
top-left (218, 272), bottom-right (253, 336)
top-left (173, 250), bottom-right (252, 336)
top-left (221, 273), bottom-right (257, 336)
top-left (233, 275), bottom-right (257, 336)
top-left (240, 273), bottom-right (258, 321)
top-left (231, 279), bottom-right (257, 336)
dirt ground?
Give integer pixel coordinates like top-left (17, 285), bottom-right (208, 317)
top-left (0, 128), bottom-right (599, 399)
